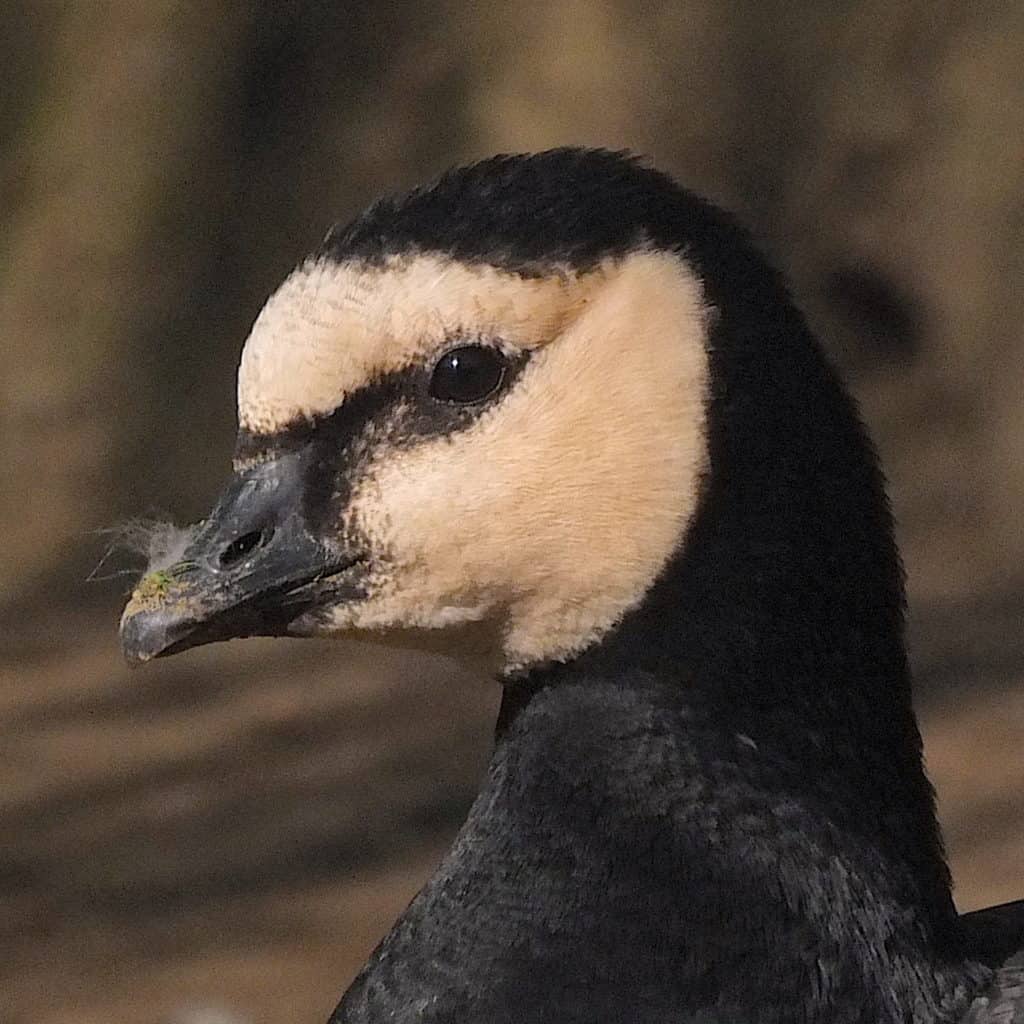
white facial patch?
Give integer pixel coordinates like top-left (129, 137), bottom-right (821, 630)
top-left (238, 255), bottom-right (600, 434)
top-left (242, 249), bottom-right (711, 671)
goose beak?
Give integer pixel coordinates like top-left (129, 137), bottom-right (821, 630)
top-left (119, 450), bottom-right (363, 665)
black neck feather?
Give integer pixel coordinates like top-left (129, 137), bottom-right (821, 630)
top-left (333, 151), bottom-right (988, 1023)
top-left (489, 239), bottom-right (975, 1022)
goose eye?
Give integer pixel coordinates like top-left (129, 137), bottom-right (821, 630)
top-left (429, 345), bottom-right (507, 404)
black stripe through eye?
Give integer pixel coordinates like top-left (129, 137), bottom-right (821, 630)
top-left (231, 352), bottom-right (529, 535)
top-left (234, 346), bottom-right (528, 466)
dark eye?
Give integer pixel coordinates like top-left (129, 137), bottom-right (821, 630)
top-left (428, 345), bottom-right (507, 404)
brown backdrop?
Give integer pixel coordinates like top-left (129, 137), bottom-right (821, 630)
top-left (2, 3), bottom-right (1022, 1022)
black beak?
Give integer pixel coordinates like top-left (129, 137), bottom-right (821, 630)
top-left (119, 450), bottom-right (362, 665)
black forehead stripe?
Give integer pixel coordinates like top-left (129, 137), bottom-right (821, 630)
top-left (314, 148), bottom-right (779, 328)
top-left (318, 149), bottom-right (659, 275)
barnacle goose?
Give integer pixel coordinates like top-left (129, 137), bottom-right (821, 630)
top-left (120, 148), bottom-right (1023, 1023)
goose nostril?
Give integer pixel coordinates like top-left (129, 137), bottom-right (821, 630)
top-left (218, 527), bottom-right (273, 569)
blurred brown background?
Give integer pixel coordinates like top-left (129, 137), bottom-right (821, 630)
top-left (1, 3), bottom-right (1022, 1022)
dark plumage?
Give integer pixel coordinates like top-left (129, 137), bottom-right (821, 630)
top-left (120, 149), bottom-right (1023, 1023)
top-left (326, 151), bottom-right (1021, 1022)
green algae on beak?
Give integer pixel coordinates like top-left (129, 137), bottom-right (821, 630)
top-left (118, 449), bottom-right (367, 667)
top-left (126, 563), bottom-right (189, 603)
top-left (119, 561), bottom-right (208, 665)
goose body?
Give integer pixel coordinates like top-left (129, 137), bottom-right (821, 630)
top-left (120, 149), bottom-right (1023, 1022)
